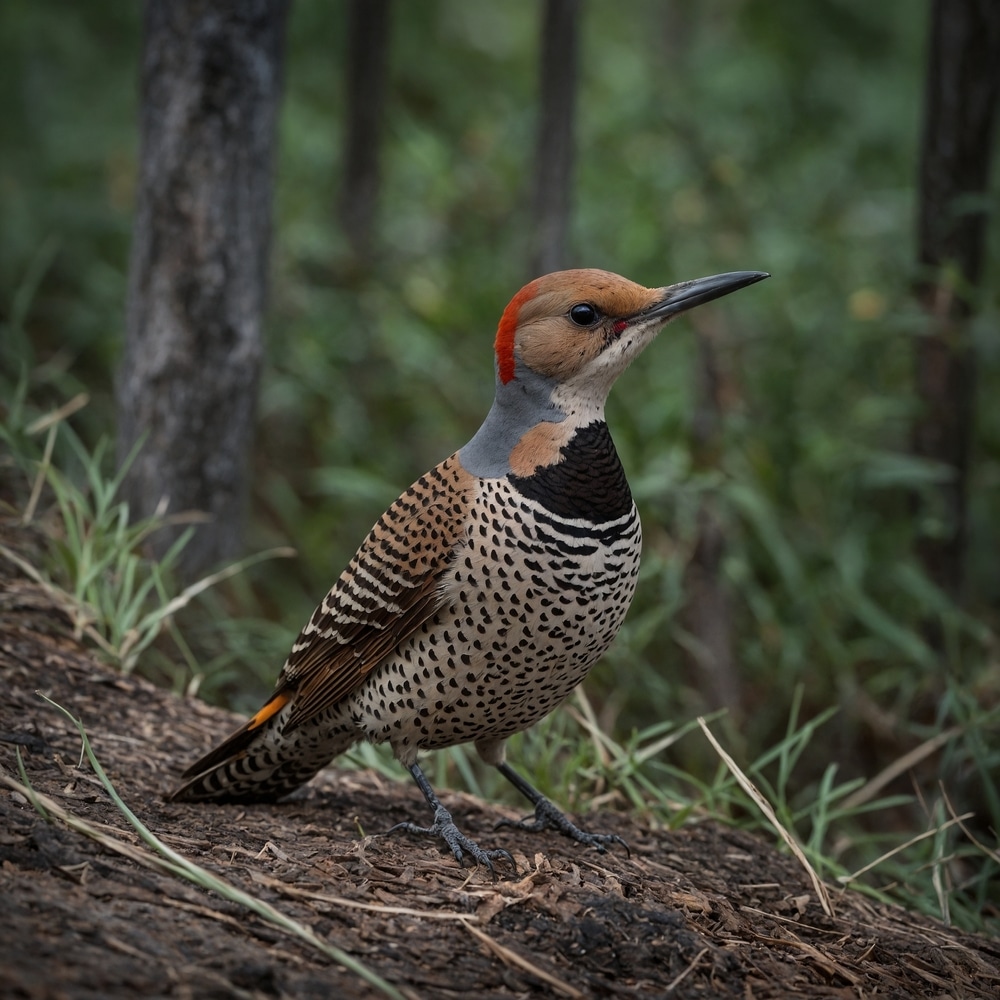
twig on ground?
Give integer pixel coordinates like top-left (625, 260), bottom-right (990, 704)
top-left (698, 716), bottom-right (835, 917)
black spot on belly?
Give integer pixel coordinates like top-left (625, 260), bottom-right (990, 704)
top-left (509, 420), bottom-right (633, 521)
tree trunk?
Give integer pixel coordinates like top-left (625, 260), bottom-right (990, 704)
top-left (682, 322), bottom-right (740, 715)
top-left (338, 0), bottom-right (392, 270)
top-left (117, 0), bottom-right (289, 580)
top-left (531, 0), bottom-right (581, 276)
top-left (912, 0), bottom-right (1000, 601)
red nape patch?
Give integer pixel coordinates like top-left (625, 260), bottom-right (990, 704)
top-left (495, 280), bottom-right (540, 384)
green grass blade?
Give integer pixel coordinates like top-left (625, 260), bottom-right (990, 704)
top-left (36, 693), bottom-right (406, 1000)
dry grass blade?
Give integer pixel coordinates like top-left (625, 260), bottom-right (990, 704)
top-left (114, 545), bottom-right (296, 668)
top-left (18, 693), bottom-right (407, 1000)
top-left (751, 932), bottom-right (861, 984)
top-left (3, 766), bottom-right (190, 880)
top-left (459, 918), bottom-right (584, 998)
top-left (838, 813), bottom-right (974, 886)
top-left (570, 686), bottom-right (613, 768)
top-left (0, 542), bottom-right (160, 663)
top-left (253, 872), bottom-right (483, 921)
top-left (841, 727), bottom-right (962, 811)
top-left (698, 716), bottom-right (834, 917)
top-left (663, 946), bottom-right (709, 994)
top-left (25, 392), bottom-right (91, 437)
top-left (0, 542), bottom-right (101, 642)
top-left (23, 420), bottom-right (57, 525)
top-left (21, 393), bottom-right (90, 524)
top-left (144, 545), bottom-right (297, 624)
top-left (0, 542), bottom-right (71, 603)
top-left (940, 785), bottom-right (1000, 865)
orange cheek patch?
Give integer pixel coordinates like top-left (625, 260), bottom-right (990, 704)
top-left (518, 319), bottom-right (605, 381)
top-left (508, 421), bottom-right (575, 477)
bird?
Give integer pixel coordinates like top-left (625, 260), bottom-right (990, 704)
top-left (171, 266), bottom-right (768, 876)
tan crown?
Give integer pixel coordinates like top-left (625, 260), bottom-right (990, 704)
top-left (513, 269), bottom-right (664, 382)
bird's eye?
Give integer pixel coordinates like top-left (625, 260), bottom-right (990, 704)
top-left (569, 303), bottom-right (599, 326)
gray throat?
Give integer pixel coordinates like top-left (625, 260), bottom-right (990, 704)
top-left (459, 361), bottom-right (565, 479)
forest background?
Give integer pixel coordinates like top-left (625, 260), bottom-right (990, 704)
top-left (1, 0), bottom-right (998, 933)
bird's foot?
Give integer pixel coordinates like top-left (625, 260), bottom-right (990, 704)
top-left (496, 796), bottom-right (630, 857)
top-left (389, 805), bottom-right (517, 880)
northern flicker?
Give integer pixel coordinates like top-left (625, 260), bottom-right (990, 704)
top-left (172, 267), bottom-right (768, 875)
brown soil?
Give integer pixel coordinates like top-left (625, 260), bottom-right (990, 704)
top-left (2, 519), bottom-right (999, 999)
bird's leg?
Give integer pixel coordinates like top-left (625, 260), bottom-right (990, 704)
top-left (388, 762), bottom-right (517, 879)
top-left (494, 761), bottom-right (629, 856)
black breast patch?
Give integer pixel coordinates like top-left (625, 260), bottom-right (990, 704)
top-left (508, 421), bottom-right (633, 522)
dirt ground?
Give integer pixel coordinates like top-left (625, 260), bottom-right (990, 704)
top-left (2, 520), bottom-right (999, 999)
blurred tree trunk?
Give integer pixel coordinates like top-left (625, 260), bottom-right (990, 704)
top-left (912, 0), bottom-right (1000, 602)
top-left (682, 322), bottom-right (740, 716)
top-left (531, 0), bottom-right (580, 276)
top-left (117, 0), bottom-right (289, 580)
top-left (339, 0), bottom-right (392, 269)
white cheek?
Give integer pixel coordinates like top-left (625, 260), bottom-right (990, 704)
top-left (594, 323), bottom-right (660, 375)
top-left (549, 321), bottom-right (665, 420)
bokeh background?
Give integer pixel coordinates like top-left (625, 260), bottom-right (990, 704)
top-left (2, 0), bottom-right (997, 928)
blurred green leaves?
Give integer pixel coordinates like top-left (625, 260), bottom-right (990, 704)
top-left (2, 0), bottom-right (998, 928)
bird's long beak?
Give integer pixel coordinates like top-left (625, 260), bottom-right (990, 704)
top-left (644, 270), bottom-right (770, 321)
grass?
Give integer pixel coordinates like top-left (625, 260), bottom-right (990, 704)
top-left (1, 394), bottom-right (997, 936)
top-left (11, 695), bottom-right (407, 1000)
top-left (1, 390), bottom-right (293, 680)
top-left (343, 678), bottom-right (998, 934)
top-left (509, 688), bottom-right (997, 932)
top-left (1, 0), bottom-right (997, 938)
top-left (2, 299), bottom-right (998, 935)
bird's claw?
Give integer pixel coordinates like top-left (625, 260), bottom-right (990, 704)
top-left (388, 806), bottom-right (517, 880)
top-left (495, 797), bottom-right (630, 857)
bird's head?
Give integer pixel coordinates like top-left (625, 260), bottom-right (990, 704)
top-left (495, 267), bottom-right (768, 413)
top-left (460, 267), bottom-right (768, 478)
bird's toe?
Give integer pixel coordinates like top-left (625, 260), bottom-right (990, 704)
top-left (497, 797), bottom-right (630, 857)
top-left (387, 808), bottom-right (518, 880)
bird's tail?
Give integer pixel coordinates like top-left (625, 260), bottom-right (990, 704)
top-left (169, 689), bottom-right (347, 803)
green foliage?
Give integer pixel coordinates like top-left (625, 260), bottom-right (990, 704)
top-left (40, 430), bottom-right (195, 672)
top-left (2, 0), bottom-right (999, 930)
top-left (1, 402), bottom-right (194, 674)
top-left (1, 389), bottom-right (288, 681)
